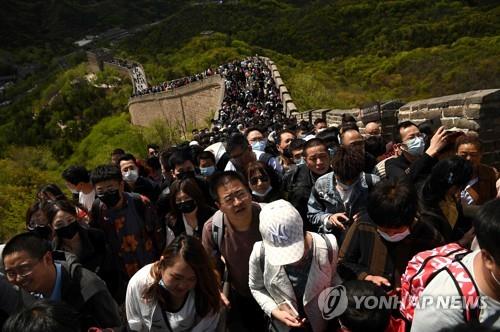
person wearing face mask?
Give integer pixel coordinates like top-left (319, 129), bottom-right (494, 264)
top-left (26, 202), bottom-right (52, 240)
top-left (119, 154), bottom-right (161, 203)
top-left (197, 150), bottom-right (219, 181)
top-left (166, 178), bottom-right (216, 239)
top-left (386, 121), bottom-right (450, 184)
top-left (43, 200), bottom-right (120, 296)
top-left (418, 157), bottom-right (474, 244)
top-left (338, 178), bottom-right (444, 290)
top-left (90, 164), bottom-right (166, 304)
top-left (246, 127), bottom-right (268, 153)
top-left (246, 161), bottom-right (282, 203)
top-left (411, 199), bottom-right (500, 331)
top-left (308, 146), bottom-right (380, 243)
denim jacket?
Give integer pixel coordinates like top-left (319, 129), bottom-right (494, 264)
top-left (307, 171), bottom-right (380, 232)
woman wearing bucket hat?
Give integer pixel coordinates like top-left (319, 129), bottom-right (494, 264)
top-left (249, 199), bottom-right (340, 332)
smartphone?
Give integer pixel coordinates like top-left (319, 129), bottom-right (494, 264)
top-left (278, 300), bottom-right (299, 318)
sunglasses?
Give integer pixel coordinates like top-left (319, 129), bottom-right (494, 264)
top-left (249, 174), bottom-right (269, 185)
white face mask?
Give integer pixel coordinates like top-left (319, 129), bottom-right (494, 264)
top-left (377, 228), bottom-right (411, 242)
top-left (403, 136), bottom-right (425, 157)
top-left (491, 271), bottom-right (500, 288)
top-left (252, 186), bottom-right (272, 197)
top-left (123, 169), bottom-right (139, 182)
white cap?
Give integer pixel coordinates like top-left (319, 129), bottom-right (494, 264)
top-left (189, 141), bottom-right (199, 146)
top-left (259, 199), bottom-right (304, 266)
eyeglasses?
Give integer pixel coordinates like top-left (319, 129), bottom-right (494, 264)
top-left (5, 259), bottom-right (41, 280)
top-left (250, 174), bottom-right (269, 185)
top-left (221, 190), bottom-right (249, 205)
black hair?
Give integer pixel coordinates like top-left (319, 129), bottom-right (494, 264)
top-left (43, 200), bottom-right (78, 226)
top-left (302, 138), bottom-right (327, 157)
top-left (159, 147), bottom-right (178, 172)
top-left (2, 300), bottom-right (80, 332)
top-left (314, 118), bottom-right (327, 125)
top-left (475, 199), bottom-right (500, 264)
top-left (339, 280), bottom-right (390, 332)
top-left (421, 157), bottom-right (473, 204)
top-left (118, 153), bottom-right (137, 165)
top-left (316, 126), bottom-right (340, 147)
top-left (226, 132), bottom-right (248, 154)
top-left (61, 166), bottom-right (90, 185)
top-left (2, 232), bottom-right (52, 261)
top-left (147, 143), bottom-right (159, 150)
top-left (167, 150), bottom-right (194, 170)
top-left (289, 138), bottom-right (305, 152)
top-left (364, 135), bottom-right (386, 159)
top-left (197, 150), bottom-right (216, 164)
top-left (368, 178), bottom-right (417, 228)
top-left (331, 146), bottom-right (365, 182)
top-left (90, 164), bottom-right (122, 185)
top-left (37, 184), bottom-right (66, 202)
top-left (276, 129), bottom-right (296, 145)
top-left (111, 148), bottom-right (125, 156)
top-left (209, 171), bottom-right (249, 202)
top-left (244, 126), bottom-right (264, 138)
top-left (394, 121), bottom-right (418, 143)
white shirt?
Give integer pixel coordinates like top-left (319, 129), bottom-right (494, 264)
top-left (79, 189), bottom-right (96, 211)
top-left (126, 264), bottom-right (220, 332)
top-left (411, 251), bottom-right (500, 331)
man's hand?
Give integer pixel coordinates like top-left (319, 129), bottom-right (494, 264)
top-left (328, 212), bottom-right (349, 230)
top-left (426, 126), bottom-right (449, 157)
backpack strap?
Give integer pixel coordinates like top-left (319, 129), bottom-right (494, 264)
top-left (320, 233), bottom-right (334, 263)
top-left (259, 242), bottom-right (265, 273)
top-left (211, 210), bottom-right (225, 254)
top-left (444, 252), bottom-right (480, 324)
top-left (364, 172), bottom-right (373, 189)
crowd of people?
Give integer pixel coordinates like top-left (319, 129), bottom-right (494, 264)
top-left (1, 56), bottom-right (500, 332)
top-left (131, 69), bottom-right (216, 97)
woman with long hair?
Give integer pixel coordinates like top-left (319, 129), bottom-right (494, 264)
top-left (126, 235), bottom-right (221, 331)
top-left (166, 178), bottom-right (216, 238)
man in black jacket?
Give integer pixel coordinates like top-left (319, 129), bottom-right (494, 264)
top-left (282, 138), bottom-right (331, 229)
top-left (386, 121), bottom-right (449, 183)
top-left (2, 233), bottom-right (121, 331)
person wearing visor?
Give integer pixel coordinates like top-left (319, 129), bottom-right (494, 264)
top-left (386, 121), bottom-right (449, 183)
top-left (249, 199), bottom-right (339, 332)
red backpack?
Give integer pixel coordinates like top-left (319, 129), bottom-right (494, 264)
top-left (399, 243), bottom-right (481, 327)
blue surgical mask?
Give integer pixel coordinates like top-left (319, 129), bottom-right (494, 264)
top-left (404, 136), bottom-right (425, 157)
top-left (251, 140), bottom-right (267, 152)
top-left (200, 166), bottom-right (216, 177)
top-left (159, 279), bottom-right (167, 290)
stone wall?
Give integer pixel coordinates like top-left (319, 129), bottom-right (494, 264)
top-left (260, 57), bottom-right (298, 116)
top-left (295, 89), bottom-right (500, 168)
top-left (128, 75), bottom-right (225, 134)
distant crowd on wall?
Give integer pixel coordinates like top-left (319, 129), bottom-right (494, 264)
top-left (1, 55), bottom-right (500, 332)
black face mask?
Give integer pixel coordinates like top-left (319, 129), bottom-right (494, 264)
top-left (30, 225), bottom-right (51, 240)
top-left (177, 200), bottom-right (197, 214)
top-left (177, 171), bottom-right (195, 181)
top-left (97, 189), bottom-right (121, 208)
top-left (55, 222), bottom-right (79, 239)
